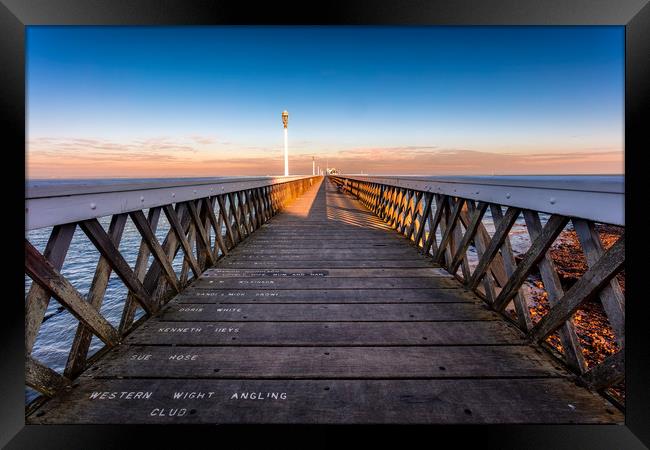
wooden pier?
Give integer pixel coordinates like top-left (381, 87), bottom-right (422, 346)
top-left (26, 178), bottom-right (623, 424)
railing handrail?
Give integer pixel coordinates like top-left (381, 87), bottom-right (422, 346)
top-left (26, 175), bottom-right (319, 231)
top-left (328, 175), bottom-right (625, 399)
top-left (332, 175), bottom-right (624, 226)
top-left (24, 175), bottom-right (321, 407)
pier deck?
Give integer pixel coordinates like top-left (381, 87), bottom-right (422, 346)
top-left (27, 179), bottom-right (622, 424)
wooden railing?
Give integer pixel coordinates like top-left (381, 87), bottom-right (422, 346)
top-left (24, 175), bottom-right (320, 408)
top-left (330, 175), bottom-right (625, 400)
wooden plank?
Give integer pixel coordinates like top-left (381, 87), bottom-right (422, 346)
top-left (227, 249), bottom-right (428, 258)
top-left (219, 259), bottom-right (434, 269)
top-left (96, 345), bottom-right (560, 379)
top-left (79, 218), bottom-right (156, 315)
top-left (529, 234), bottom-right (625, 342)
top-left (159, 303), bottom-right (493, 322)
top-left (25, 223), bottom-right (76, 354)
top-left (27, 378), bottom-right (622, 424)
top-left (492, 214), bottom-right (569, 312)
top-left (25, 240), bottom-right (120, 346)
top-left (125, 320), bottom-right (522, 346)
top-left (177, 288), bottom-right (475, 304)
top-left (238, 244), bottom-right (419, 252)
top-left (238, 240), bottom-right (412, 248)
top-left (26, 356), bottom-right (71, 397)
top-left (203, 267), bottom-right (450, 278)
top-left (191, 276), bottom-right (459, 290)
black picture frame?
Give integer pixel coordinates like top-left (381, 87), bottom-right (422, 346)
top-left (1, 0), bottom-right (648, 447)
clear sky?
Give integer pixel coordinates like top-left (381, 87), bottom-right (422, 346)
top-left (26, 26), bottom-right (624, 178)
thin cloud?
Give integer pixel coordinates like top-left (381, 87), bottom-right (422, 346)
top-left (26, 138), bottom-right (624, 178)
top-left (324, 147), bottom-right (623, 175)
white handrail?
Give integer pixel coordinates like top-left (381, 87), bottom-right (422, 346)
top-left (25, 176), bottom-right (319, 231)
top-left (332, 175), bottom-right (624, 226)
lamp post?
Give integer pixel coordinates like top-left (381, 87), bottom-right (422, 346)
top-left (312, 156), bottom-right (315, 176)
top-left (282, 110), bottom-right (289, 176)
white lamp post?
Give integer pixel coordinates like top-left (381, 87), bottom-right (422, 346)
top-left (282, 110), bottom-right (289, 176)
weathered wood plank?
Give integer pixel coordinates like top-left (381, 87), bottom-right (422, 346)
top-left (203, 267), bottom-right (451, 278)
top-left (125, 320), bottom-right (522, 346)
top-left (237, 241), bottom-right (414, 249)
top-left (219, 259), bottom-right (434, 269)
top-left (96, 345), bottom-right (560, 379)
top-left (227, 249), bottom-right (429, 258)
top-left (159, 303), bottom-right (492, 322)
top-left (177, 288), bottom-right (475, 304)
top-left (191, 276), bottom-right (459, 290)
top-left (28, 378), bottom-right (622, 424)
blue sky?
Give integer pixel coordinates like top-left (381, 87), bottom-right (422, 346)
top-left (26, 26), bottom-right (624, 177)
